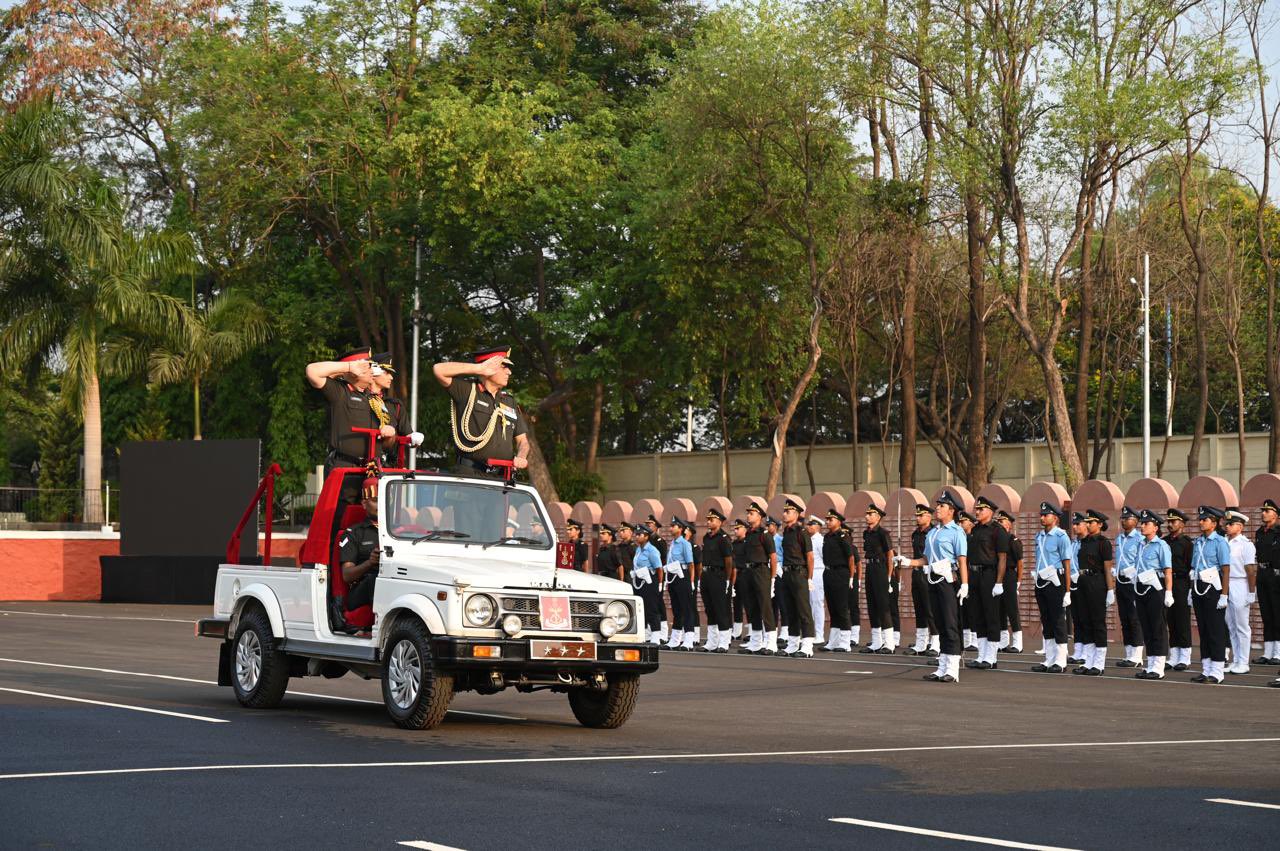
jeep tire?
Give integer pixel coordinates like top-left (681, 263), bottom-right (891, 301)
top-left (568, 673), bottom-right (640, 729)
top-left (230, 607), bottom-right (290, 709)
top-left (382, 619), bottom-right (454, 730)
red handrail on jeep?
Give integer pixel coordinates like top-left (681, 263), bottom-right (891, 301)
top-left (488, 458), bottom-right (516, 486)
top-left (226, 463), bottom-right (283, 565)
top-left (351, 426), bottom-right (414, 468)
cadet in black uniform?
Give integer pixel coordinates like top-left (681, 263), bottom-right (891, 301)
top-left (1163, 508), bottom-right (1195, 670)
top-left (860, 503), bottom-right (896, 654)
top-left (997, 509), bottom-right (1024, 653)
top-left (594, 525), bottom-right (619, 577)
top-left (1254, 499), bottom-right (1280, 665)
top-left (699, 508), bottom-right (735, 653)
top-left (1072, 509), bottom-right (1116, 676)
top-left (566, 519), bottom-right (588, 571)
top-left (965, 496), bottom-right (1011, 670)
top-left (820, 509), bottom-right (857, 652)
top-left (778, 497), bottom-right (816, 657)
top-left (731, 519), bottom-right (750, 641)
top-left (902, 503), bottom-right (938, 656)
top-left (614, 524), bottom-right (638, 582)
top-left (958, 510), bottom-right (977, 649)
top-left (432, 344), bottom-right (530, 475)
top-left (646, 515), bottom-right (669, 562)
top-left (336, 474), bottom-right (382, 633)
top-left (737, 502), bottom-right (779, 655)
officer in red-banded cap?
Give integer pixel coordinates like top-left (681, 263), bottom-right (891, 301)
top-left (433, 344), bottom-right (530, 476)
top-left (305, 347), bottom-right (381, 475)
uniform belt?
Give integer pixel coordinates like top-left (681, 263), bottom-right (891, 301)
top-left (1079, 567), bottom-right (1103, 575)
top-left (327, 449), bottom-right (365, 466)
top-left (783, 563), bottom-right (806, 571)
top-left (746, 562), bottom-right (769, 568)
top-left (970, 563), bottom-right (995, 570)
top-left (455, 455), bottom-right (495, 471)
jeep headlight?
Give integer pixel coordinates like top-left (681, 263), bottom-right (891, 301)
top-left (605, 600), bottom-right (632, 631)
top-left (464, 593), bottom-right (497, 627)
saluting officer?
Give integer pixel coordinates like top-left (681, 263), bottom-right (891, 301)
top-left (922, 491), bottom-right (969, 683)
top-left (306, 347), bottom-right (379, 476)
top-left (1029, 502), bottom-right (1072, 673)
top-left (631, 526), bottom-right (665, 644)
top-left (1072, 509), bottom-right (1115, 676)
top-left (899, 503), bottom-right (939, 656)
top-left (1163, 509), bottom-right (1195, 670)
top-left (860, 503), bottom-right (897, 654)
top-left (1132, 510), bottom-right (1174, 680)
top-left (664, 518), bottom-right (698, 651)
top-left (1254, 499), bottom-right (1280, 666)
top-left (368, 353), bottom-right (424, 466)
top-left (1223, 509), bottom-right (1257, 675)
top-left (595, 524), bottom-right (619, 577)
top-left (819, 509), bottom-right (857, 652)
top-left (737, 503), bottom-right (779, 655)
top-left (996, 509), bottom-right (1024, 653)
top-left (1113, 506), bottom-right (1146, 669)
top-left (699, 508), bottom-right (735, 653)
top-left (1190, 506), bottom-right (1231, 684)
top-left (778, 497), bottom-right (816, 657)
top-left (965, 496), bottom-right (1010, 670)
top-left (433, 344), bottom-right (530, 475)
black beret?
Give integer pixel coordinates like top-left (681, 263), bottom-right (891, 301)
top-left (1198, 505), bottom-right (1224, 521)
top-left (936, 491), bottom-right (963, 511)
top-left (914, 503), bottom-right (932, 516)
top-left (706, 507), bottom-right (726, 521)
top-left (826, 508), bottom-right (846, 522)
top-left (974, 496), bottom-right (998, 511)
top-left (1039, 501), bottom-right (1061, 515)
top-left (1138, 509), bottom-right (1162, 526)
top-left (1262, 499), bottom-right (1278, 512)
top-left (1166, 508), bottom-right (1188, 522)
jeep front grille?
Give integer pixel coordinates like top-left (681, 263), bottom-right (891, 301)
top-left (496, 596), bottom-right (603, 633)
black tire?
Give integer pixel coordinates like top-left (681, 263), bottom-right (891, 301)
top-left (381, 618), bottom-right (454, 730)
top-left (230, 607), bottom-right (290, 709)
top-left (567, 673), bottom-right (641, 729)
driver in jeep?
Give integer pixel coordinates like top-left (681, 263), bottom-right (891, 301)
top-left (338, 475), bottom-right (382, 626)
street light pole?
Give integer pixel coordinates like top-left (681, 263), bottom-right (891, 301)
top-left (409, 231), bottom-right (422, 470)
top-left (1142, 253), bottom-right (1151, 478)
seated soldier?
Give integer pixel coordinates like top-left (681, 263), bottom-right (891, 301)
top-left (338, 475), bottom-right (382, 633)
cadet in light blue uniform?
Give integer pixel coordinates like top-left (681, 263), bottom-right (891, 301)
top-left (1133, 510), bottom-right (1174, 679)
top-left (1113, 506), bottom-right (1146, 667)
top-left (768, 517), bottom-right (787, 641)
top-left (1190, 506), bottom-right (1231, 683)
top-left (1030, 502), bottom-right (1072, 673)
top-left (664, 518), bottom-right (697, 650)
top-left (631, 526), bottom-right (665, 643)
top-left (923, 491), bottom-right (970, 683)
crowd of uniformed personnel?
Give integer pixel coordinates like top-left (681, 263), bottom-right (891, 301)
top-left (306, 344), bottom-right (1280, 685)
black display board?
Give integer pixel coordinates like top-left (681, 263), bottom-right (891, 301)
top-left (119, 439), bottom-right (260, 559)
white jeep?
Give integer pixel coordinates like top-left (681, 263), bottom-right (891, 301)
top-left (198, 468), bottom-right (657, 729)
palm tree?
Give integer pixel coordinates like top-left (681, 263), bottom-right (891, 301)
top-left (0, 101), bottom-right (192, 523)
top-left (145, 290), bottom-right (271, 439)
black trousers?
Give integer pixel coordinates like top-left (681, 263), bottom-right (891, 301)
top-left (1258, 564), bottom-right (1280, 641)
top-left (1134, 587), bottom-right (1169, 656)
top-left (1034, 581), bottom-right (1068, 643)
top-left (968, 566), bottom-right (1001, 642)
top-left (1075, 571), bottom-right (1109, 647)
top-left (848, 573), bottom-right (861, 632)
top-left (1000, 572), bottom-right (1021, 631)
top-left (889, 572), bottom-right (901, 631)
top-left (779, 566), bottom-right (815, 639)
top-left (1191, 582), bottom-right (1228, 662)
top-left (634, 578), bottom-right (663, 632)
top-left (864, 560), bottom-right (893, 629)
top-left (824, 566), bottom-right (853, 629)
top-left (741, 565), bottom-right (776, 632)
top-left (1115, 580), bottom-right (1144, 647)
top-left (345, 573), bottom-right (376, 610)
top-left (701, 569), bottom-right (732, 631)
top-left (910, 569), bottom-right (936, 632)
top-left (733, 569), bottom-right (747, 622)
top-left (928, 577), bottom-right (962, 655)
top-left (668, 573), bottom-right (698, 632)
top-left (1167, 572), bottom-right (1193, 647)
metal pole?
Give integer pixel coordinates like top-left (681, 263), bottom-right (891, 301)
top-left (1142, 253), bottom-right (1151, 478)
top-left (685, 402), bottom-right (693, 451)
top-left (409, 232), bottom-right (422, 469)
top-left (1166, 295), bottom-right (1173, 438)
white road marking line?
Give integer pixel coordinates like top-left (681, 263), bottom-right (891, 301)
top-left (830, 817), bottom-right (1082, 850)
top-left (0, 686), bottom-right (228, 724)
top-left (842, 671), bottom-right (875, 674)
top-left (398, 841), bottom-right (470, 851)
top-left (0, 657), bottom-right (525, 720)
top-left (1205, 797), bottom-right (1280, 811)
top-left (3, 736), bottom-right (1277, 782)
top-left (0, 609), bottom-right (193, 624)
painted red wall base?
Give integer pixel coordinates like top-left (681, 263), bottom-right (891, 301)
top-left (0, 538), bottom-right (118, 601)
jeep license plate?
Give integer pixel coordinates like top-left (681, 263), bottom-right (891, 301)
top-left (531, 640), bottom-right (596, 661)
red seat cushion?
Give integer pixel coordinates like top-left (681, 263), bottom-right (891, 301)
top-left (331, 507), bottom-right (374, 629)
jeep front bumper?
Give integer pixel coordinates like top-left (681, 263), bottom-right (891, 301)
top-left (430, 637), bottom-right (659, 673)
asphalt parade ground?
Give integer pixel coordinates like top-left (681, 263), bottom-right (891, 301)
top-left (2, 604), bottom-right (1278, 850)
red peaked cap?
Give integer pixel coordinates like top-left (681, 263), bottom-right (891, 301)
top-left (470, 344), bottom-right (512, 363)
top-left (340, 346), bottom-right (372, 363)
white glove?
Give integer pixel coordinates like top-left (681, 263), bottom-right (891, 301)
top-left (1016, 581), bottom-right (1021, 593)
top-left (1217, 594), bottom-right (1228, 610)
top-left (1187, 590), bottom-right (1193, 607)
top-left (807, 579), bottom-right (814, 592)
top-left (849, 577), bottom-right (854, 589)
top-left (1247, 591), bottom-right (1257, 605)
top-left (992, 583), bottom-right (1004, 598)
top-left (957, 583), bottom-right (970, 603)
top-left (408, 431), bottom-right (424, 447)
top-left (1164, 590), bottom-right (1174, 608)
top-left (1105, 589), bottom-right (1116, 607)
top-left (1062, 591), bottom-right (1071, 607)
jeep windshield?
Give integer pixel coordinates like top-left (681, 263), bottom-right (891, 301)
top-left (385, 479), bottom-right (553, 550)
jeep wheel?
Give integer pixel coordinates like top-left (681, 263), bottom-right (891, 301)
top-left (567, 673), bottom-right (640, 729)
top-left (230, 607), bottom-right (290, 709)
top-left (382, 619), bottom-right (454, 730)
